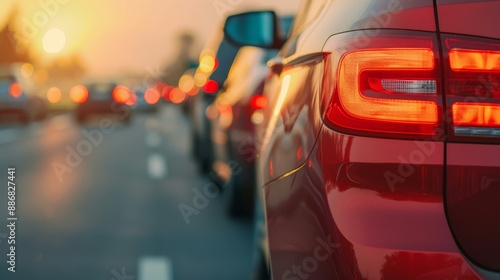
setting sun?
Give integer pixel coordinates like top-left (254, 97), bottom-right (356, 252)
top-left (42, 28), bottom-right (66, 54)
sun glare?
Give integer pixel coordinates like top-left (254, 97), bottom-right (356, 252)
top-left (42, 28), bottom-right (66, 54)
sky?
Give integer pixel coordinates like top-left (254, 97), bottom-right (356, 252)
top-left (0, 0), bottom-right (300, 76)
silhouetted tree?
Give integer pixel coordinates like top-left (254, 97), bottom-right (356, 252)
top-left (0, 6), bottom-right (31, 64)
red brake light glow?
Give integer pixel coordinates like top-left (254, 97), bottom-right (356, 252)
top-left (70, 85), bottom-right (88, 103)
top-left (324, 32), bottom-right (442, 137)
top-left (112, 86), bottom-right (131, 104)
top-left (449, 49), bottom-right (500, 72)
top-left (251, 95), bottom-right (267, 110)
top-left (444, 36), bottom-right (500, 138)
top-left (9, 83), bottom-right (23, 98)
top-left (203, 80), bottom-right (219, 94)
top-left (452, 103), bottom-right (500, 126)
top-left (338, 49), bottom-right (437, 123)
top-left (145, 88), bottom-right (160, 105)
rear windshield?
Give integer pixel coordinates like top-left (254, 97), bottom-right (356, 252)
top-left (209, 39), bottom-right (239, 85)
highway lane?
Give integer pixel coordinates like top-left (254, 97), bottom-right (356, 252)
top-left (0, 105), bottom-right (253, 280)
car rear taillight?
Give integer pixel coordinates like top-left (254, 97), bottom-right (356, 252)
top-left (324, 31), bottom-right (443, 138)
top-left (9, 82), bottom-right (23, 98)
top-left (70, 85), bottom-right (88, 103)
top-left (203, 80), bottom-right (219, 94)
top-left (144, 88), bottom-right (160, 105)
top-left (251, 95), bottom-right (267, 110)
top-left (112, 86), bottom-right (131, 104)
top-left (443, 35), bottom-right (500, 140)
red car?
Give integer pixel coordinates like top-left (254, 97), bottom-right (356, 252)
top-left (224, 0), bottom-right (500, 279)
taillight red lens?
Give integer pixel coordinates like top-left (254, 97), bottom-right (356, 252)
top-left (449, 49), bottom-right (500, 72)
top-left (443, 35), bottom-right (500, 139)
top-left (250, 95), bottom-right (267, 110)
top-left (203, 80), bottom-right (219, 94)
top-left (324, 31), bottom-right (442, 137)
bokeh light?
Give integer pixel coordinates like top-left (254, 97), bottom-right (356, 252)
top-left (70, 85), bottom-right (89, 103)
top-left (199, 53), bottom-right (218, 73)
top-left (179, 74), bottom-right (195, 93)
top-left (8, 82), bottom-right (23, 98)
top-left (47, 87), bottom-right (62, 104)
top-left (112, 86), bottom-right (132, 104)
top-left (170, 87), bottom-right (186, 104)
top-left (145, 88), bottom-right (161, 105)
top-left (194, 72), bottom-right (208, 87)
top-left (21, 63), bottom-right (34, 78)
top-left (42, 28), bottom-right (67, 54)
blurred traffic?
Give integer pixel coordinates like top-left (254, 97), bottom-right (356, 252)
top-left (3, 0), bottom-right (500, 280)
top-left (0, 1), bottom-right (298, 280)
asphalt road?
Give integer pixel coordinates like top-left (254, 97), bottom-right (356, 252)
top-left (0, 105), bottom-right (253, 280)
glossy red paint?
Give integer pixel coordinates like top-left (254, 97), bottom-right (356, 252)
top-left (437, 0), bottom-right (500, 40)
top-left (251, 0), bottom-right (500, 279)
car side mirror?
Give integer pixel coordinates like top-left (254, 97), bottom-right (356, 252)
top-left (223, 11), bottom-right (284, 49)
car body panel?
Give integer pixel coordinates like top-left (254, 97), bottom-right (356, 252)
top-left (280, 0), bottom-right (436, 60)
top-left (437, 0), bottom-right (500, 40)
top-left (252, 0), bottom-right (500, 279)
top-left (433, 0), bottom-right (500, 273)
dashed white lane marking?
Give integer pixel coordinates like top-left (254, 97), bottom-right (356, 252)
top-left (145, 131), bottom-right (162, 148)
top-left (147, 153), bottom-right (168, 179)
top-left (138, 257), bottom-right (173, 280)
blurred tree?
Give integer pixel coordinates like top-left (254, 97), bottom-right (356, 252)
top-left (0, 6), bottom-right (31, 64)
top-left (46, 53), bottom-right (86, 79)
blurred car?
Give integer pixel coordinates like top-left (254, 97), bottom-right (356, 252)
top-left (224, 1), bottom-right (500, 279)
top-left (132, 87), bottom-right (160, 113)
top-left (0, 70), bottom-right (30, 123)
top-left (189, 35), bottom-right (239, 173)
top-left (209, 15), bottom-right (293, 218)
top-left (209, 47), bottom-right (275, 217)
top-left (74, 82), bottom-right (132, 124)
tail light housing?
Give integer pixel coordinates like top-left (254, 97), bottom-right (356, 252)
top-left (442, 35), bottom-right (500, 141)
top-left (323, 31), bottom-right (443, 139)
